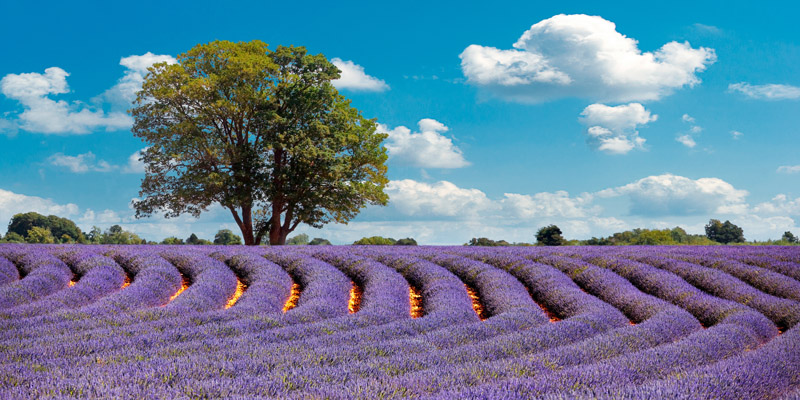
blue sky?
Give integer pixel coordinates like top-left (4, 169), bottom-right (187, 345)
top-left (1, 0), bottom-right (799, 244)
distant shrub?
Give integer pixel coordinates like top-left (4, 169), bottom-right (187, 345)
top-left (536, 225), bottom-right (567, 246)
top-left (705, 219), bottom-right (745, 244)
top-left (354, 236), bottom-right (396, 245)
top-left (161, 237), bottom-right (185, 245)
top-left (26, 227), bottom-right (56, 244)
top-left (309, 238), bottom-right (332, 245)
top-left (287, 234), bottom-right (310, 245)
top-left (1, 232), bottom-right (24, 243)
top-left (214, 229), bottom-right (242, 245)
top-left (395, 238), bottom-right (417, 246)
top-left (466, 237), bottom-right (510, 247)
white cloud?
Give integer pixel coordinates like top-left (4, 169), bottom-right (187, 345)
top-left (598, 173), bottom-right (749, 216)
top-left (729, 82), bottom-right (800, 100)
top-left (0, 67), bottom-right (133, 134)
top-left (731, 130), bottom-right (743, 139)
top-left (48, 152), bottom-right (115, 173)
top-left (331, 58), bottom-right (389, 92)
top-left (753, 194), bottom-right (800, 216)
top-left (380, 119), bottom-right (469, 168)
top-left (99, 52), bottom-right (176, 107)
top-left (122, 148), bottom-right (147, 173)
top-left (777, 165), bottom-right (800, 174)
top-left (385, 180), bottom-right (496, 218)
top-left (681, 114), bottom-right (695, 123)
top-left (579, 103), bottom-right (656, 154)
top-left (676, 134), bottom-right (696, 148)
top-left (80, 209), bottom-right (121, 224)
top-left (0, 189), bottom-right (80, 227)
top-left (501, 191), bottom-right (594, 219)
top-left (460, 14), bottom-right (716, 103)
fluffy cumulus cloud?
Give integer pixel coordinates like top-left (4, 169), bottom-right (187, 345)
top-left (0, 67), bottom-right (132, 134)
top-left (728, 82), bottom-right (800, 100)
top-left (460, 14), bottom-right (716, 103)
top-left (0, 52), bottom-right (174, 135)
top-left (48, 152), bottom-right (115, 173)
top-left (385, 180), bottom-right (496, 218)
top-left (331, 58), bottom-right (389, 92)
top-left (598, 173), bottom-right (749, 216)
top-left (501, 191), bottom-right (594, 219)
top-left (753, 194), bottom-right (800, 216)
top-left (380, 119), bottom-right (469, 168)
top-left (0, 189), bottom-right (80, 227)
top-left (579, 103), bottom-right (656, 154)
top-left (98, 53), bottom-right (176, 107)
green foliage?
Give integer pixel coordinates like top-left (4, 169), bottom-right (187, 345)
top-left (309, 237), bottom-right (332, 245)
top-left (130, 40), bottom-right (389, 245)
top-left (161, 237), bottom-right (185, 245)
top-left (8, 212), bottom-right (84, 242)
top-left (26, 227), bottom-right (55, 244)
top-left (101, 225), bottom-right (145, 245)
top-left (466, 237), bottom-right (511, 247)
top-left (353, 236), bottom-right (396, 245)
top-left (705, 219), bottom-right (745, 244)
top-left (287, 234), bottom-right (310, 245)
top-left (584, 227), bottom-right (716, 246)
top-left (395, 238), bottom-right (418, 246)
top-left (214, 229), bottom-right (242, 245)
top-left (184, 233), bottom-right (212, 245)
top-left (536, 225), bottom-right (567, 246)
top-left (782, 231), bottom-right (798, 243)
top-left (1, 232), bottom-right (25, 243)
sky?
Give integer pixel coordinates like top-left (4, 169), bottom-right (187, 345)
top-left (1, 0), bottom-right (799, 244)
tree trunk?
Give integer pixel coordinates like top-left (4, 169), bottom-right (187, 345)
top-left (229, 205), bottom-right (256, 245)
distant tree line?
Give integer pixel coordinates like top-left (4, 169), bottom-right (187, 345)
top-left (0, 212), bottom-right (244, 245)
top-left (468, 220), bottom-right (799, 247)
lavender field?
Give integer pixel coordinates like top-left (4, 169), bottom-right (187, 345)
top-left (1, 244), bottom-right (799, 399)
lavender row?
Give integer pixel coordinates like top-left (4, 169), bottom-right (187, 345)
top-left (0, 256), bottom-right (18, 285)
top-left (0, 245), bottom-right (72, 310)
top-left (669, 248), bottom-right (800, 302)
top-left (0, 248), bottom-right (127, 320)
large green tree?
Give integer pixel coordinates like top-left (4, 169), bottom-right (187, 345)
top-left (131, 41), bottom-right (389, 245)
top-left (705, 219), bottom-right (745, 244)
top-left (7, 212), bottom-right (83, 243)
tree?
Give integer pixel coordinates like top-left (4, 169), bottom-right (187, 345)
top-left (185, 233), bottom-right (211, 245)
top-left (214, 229), bottom-right (242, 245)
top-left (8, 212), bottom-right (83, 242)
top-left (466, 237), bottom-right (509, 247)
top-left (86, 226), bottom-right (103, 244)
top-left (131, 40), bottom-right (389, 245)
top-left (395, 238), bottom-right (418, 246)
top-left (1, 232), bottom-right (24, 243)
top-left (353, 236), bottom-right (396, 245)
top-left (161, 237), bottom-right (185, 245)
top-left (536, 225), bottom-right (566, 246)
top-left (286, 234), bottom-right (310, 245)
top-left (782, 231), bottom-right (798, 243)
top-left (309, 237), bottom-right (331, 245)
top-left (102, 225), bottom-right (145, 245)
top-left (26, 227), bottom-right (55, 244)
top-left (705, 219), bottom-right (745, 244)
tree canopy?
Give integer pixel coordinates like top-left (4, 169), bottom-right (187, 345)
top-left (131, 40), bottom-right (389, 245)
top-left (535, 225), bottom-right (566, 246)
top-left (705, 219), bottom-right (745, 244)
top-left (7, 212), bottom-right (83, 243)
top-left (214, 229), bottom-right (242, 245)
